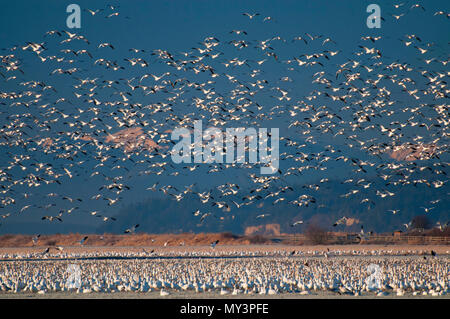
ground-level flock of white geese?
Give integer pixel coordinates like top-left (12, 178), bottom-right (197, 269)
top-left (0, 3), bottom-right (449, 233)
top-left (0, 254), bottom-right (449, 296)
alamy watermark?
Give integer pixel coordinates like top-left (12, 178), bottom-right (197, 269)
top-left (66, 4), bottom-right (81, 29)
top-left (365, 263), bottom-right (382, 290)
top-left (366, 4), bottom-right (381, 28)
top-left (66, 264), bottom-right (81, 289)
top-left (170, 120), bottom-right (279, 175)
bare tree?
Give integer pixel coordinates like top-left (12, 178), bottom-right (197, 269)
top-left (411, 215), bottom-right (432, 230)
top-left (305, 223), bottom-right (329, 244)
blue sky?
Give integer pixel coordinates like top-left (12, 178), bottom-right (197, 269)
top-left (1, 1), bottom-right (447, 50)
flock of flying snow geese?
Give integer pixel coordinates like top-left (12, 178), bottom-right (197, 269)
top-left (0, 3), bottom-right (449, 242)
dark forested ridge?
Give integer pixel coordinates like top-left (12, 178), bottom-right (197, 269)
top-left (97, 178), bottom-right (448, 235)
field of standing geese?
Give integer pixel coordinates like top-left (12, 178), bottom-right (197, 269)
top-left (0, 247), bottom-right (448, 298)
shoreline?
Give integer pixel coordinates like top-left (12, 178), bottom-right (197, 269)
top-left (1, 244), bottom-right (449, 255)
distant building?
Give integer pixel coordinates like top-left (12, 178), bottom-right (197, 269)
top-left (244, 224), bottom-right (281, 236)
top-left (393, 230), bottom-right (402, 238)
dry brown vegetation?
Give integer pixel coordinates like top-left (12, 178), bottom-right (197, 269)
top-left (0, 232), bottom-right (272, 248)
top-left (0, 228), bottom-right (448, 248)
